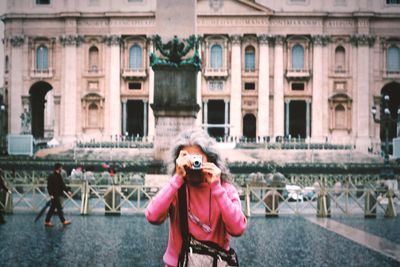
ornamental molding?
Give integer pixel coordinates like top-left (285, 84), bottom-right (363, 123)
top-left (230, 34), bottom-right (242, 45)
top-left (350, 34), bottom-right (376, 47)
top-left (258, 34), bottom-right (269, 45)
top-left (271, 35), bottom-right (285, 46)
top-left (59, 35), bottom-right (84, 46)
top-left (103, 35), bottom-right (121, 46)
top-left (312, 35), bottom-right (330, 46)
top-left (10, 35), bottom-right (25, 47)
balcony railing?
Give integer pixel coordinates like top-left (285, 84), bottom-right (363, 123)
top-left (30, 68), bottom-right (53, 78)
top-left (122, 68), bottom-right (147, 79)
top-left (204, 67), bottom-right (229, 79)
top-left (285, 68), bottom-right (311, 80)
top-left (383, 69), bottom-right (400, 78)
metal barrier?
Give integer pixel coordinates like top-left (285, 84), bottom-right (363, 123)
top-left (0, 172), bottom-right (398, 218)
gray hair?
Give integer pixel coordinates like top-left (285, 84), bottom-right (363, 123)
top-left (167, 128), bottom-right (231, 182)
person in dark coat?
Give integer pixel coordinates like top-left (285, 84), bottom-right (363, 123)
top-left (45, 163), bottom-right (72, 227)
top-left (0, 168), bottom-right (11, 224)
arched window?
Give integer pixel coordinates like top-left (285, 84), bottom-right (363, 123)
top-left (245, 46), bottom-right (255, 72)
top-left (36, 45), bottom-right (48, 70)
top-left (387, 46), bottom-right (400, 72)
top-left (292, 44), bottom-right (304, 70)
top-left (210, 44), bottom-right (223, 69)
top-left (335, 46), bottom-right (345, 71)
top-left (89, 46), bottom-right (99, 72)
top-left (335, 105), bottom-right (346, 128)
top-left (88, 103), bottom-right (98, 127)
top-left (129, 44), bottom-right (142, 70)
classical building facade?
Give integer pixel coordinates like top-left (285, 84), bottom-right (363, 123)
top-left (1, 0), bottom-right (400, 150)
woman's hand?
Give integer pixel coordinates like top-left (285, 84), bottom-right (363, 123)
top-left (201, 162), bottom-right (221, 184)
top-left (175, 150), bottom-right (191, 180)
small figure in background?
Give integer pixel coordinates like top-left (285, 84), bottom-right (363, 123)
top-left (45, 163), bottom-right (72, 227)
top-left (0, 168), bottom-right (11, 225)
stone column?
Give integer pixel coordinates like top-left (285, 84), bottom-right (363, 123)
top-left (105, 35), bottom-right (122, 137)
top-left (203, 100), bottom-right (208, 125)
top-left (311, 35), bottom-right (325, 142)
top-left (122, 100), bottom-right (127, 135)
top-left (273, 35), bottom-right (285, 138)
top-left (224, 100), bottom-right (229, 136)
top-left (147, 38), bottom-right (155, 139)
top-left (143, 100), bottom-right (148, 136)
top-left (306, 100), bottom-right (311, 138)
top-left (352, 34), bottom-right (375, 150)
top-left (285, 100), bottom-right (290, 136)
top-left (60, 34), bottom-right (81, 143)
top-left (196, 41), bottom-right (203, 127)
top-left (9, 36), bottom-right (24, 134)
top-left (53, 95), bottom-right (61, 138)
top-left (258, 34), bottom-right (270, 137)
top-left (230, 35), bottom-right (242, 137)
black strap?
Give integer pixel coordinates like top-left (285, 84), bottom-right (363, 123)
top-left (178, 183), bottom-right (189, 267)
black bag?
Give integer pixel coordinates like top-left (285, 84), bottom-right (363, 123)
top-left (177, 184), bottom-right (239, 267)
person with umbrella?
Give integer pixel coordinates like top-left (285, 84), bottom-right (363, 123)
top-left (0, 168), bottom-right (11, 224)
top-left (44, 163), bottom-right (72, 227)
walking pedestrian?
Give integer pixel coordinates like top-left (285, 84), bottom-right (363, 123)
top-left (145, 129), bottom-right (247, 267)
top-left (44, 163), bottom-right (72, 227)
top-left (0, 168), bottom-right (11, 225)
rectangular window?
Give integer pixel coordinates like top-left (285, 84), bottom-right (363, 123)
top-left (387, 0), bottom-right (400, 4)
top-left (129, 82), bottom-right (142, 90)
top-left (244, 82), bottom-right (255, 90)
top-left (36, 0), bottom-right (51, 4)
top-left (291, 83), bottom-right (304, 91)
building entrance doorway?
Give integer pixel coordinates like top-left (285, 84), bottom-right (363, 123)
top-left (289, 101), bottom-right (307, 139)
top-left (243, 113), bottom-right (256, 139)
top-left (207, 100), bottom-right (225, 138)
top-left (126, 100), bottom-right (144, 137)
top-left (29, 81), bottom-right (53, 139)
top-left (381, 82), bottom-right (400, 144)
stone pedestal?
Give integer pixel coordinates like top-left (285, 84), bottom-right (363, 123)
top-left (151, 65), bottom-right (200, 161)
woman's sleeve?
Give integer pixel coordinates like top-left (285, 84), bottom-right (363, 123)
top-left (145, 174), bottom-right (184, 225)
top-left (211, 181), bottom-right (247, 236)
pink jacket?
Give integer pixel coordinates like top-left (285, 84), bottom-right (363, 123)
top-left (145, 174), bottom-right (247, 267)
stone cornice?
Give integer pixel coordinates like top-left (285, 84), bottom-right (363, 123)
top-left (59, 35), bottom-right (84, 46)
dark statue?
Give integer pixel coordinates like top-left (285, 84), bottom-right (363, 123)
top-left (150, 35), bottom-right (202, 71)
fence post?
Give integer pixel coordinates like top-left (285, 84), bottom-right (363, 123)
top-left (4, 190), bottom-right (13, 214)
top-left (317, 186), bottom-right (330, 218)
top-left (80, 181), bottom-right (89, 215)
top-left (245, 184), bottom-right (251, 217)
top-left (384, 189), bottom-right (397, 218)
top-left (364, 189), bottom-right (377, 218)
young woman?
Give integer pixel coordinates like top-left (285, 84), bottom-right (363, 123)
top-left (145, 129), bottom-right (247, 267)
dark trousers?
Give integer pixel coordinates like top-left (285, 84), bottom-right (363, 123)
top-left (0, 211), bottom-right (4, 223)
top-left (45, 197), bottom-right (65, 223)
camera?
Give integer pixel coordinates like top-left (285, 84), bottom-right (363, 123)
top-left (190, 154), bottom-right (202, 170)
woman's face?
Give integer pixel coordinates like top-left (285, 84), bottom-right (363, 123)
top-left (181, 145), bottom-right (208, 184)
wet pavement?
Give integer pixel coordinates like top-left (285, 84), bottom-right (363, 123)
top-left (0, 214), bottom-right (399, 267)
